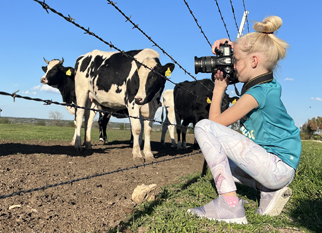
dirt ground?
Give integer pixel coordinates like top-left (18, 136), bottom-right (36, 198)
top-left (0, 136), bottom-right (205, 232)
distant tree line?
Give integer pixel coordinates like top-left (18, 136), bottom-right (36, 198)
top-left (300, 117), bottom-right (322, 140)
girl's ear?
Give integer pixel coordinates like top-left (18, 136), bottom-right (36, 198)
top-left (251, 55), bottom-right (259, 68)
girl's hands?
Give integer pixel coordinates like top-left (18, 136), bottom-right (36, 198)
top-left (212, 38), bottom-right (234, 55)
top-left (213, 70), bottom-right (228, 91)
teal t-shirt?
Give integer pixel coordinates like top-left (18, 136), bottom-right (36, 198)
top-left (239, 78), bottom-right (301, 170)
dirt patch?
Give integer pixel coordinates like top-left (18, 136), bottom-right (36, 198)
top-left (0, 137), bottom-right (204, 232)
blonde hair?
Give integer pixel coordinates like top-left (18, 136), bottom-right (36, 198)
top-left (236, 16), bottom-right (289, 71)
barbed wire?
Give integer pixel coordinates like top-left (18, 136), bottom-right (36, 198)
top-left (106, 0), bottom-right (214, 92)
top-left (0, 149), bottom-right (202, 200)
top-left (182, 0), bottom-right (212, 48)
top-left (213, 0), bottom-right (231, 41)
top-left (33, 0), bottom-right (213, 105)
top-left (229, 0), bottom-right (239, 33)
top-left (242, 0), bottom-right (250, 33)
top-left (0, 90), bottom-right (194, 131)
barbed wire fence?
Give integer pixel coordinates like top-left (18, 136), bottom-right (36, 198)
top-left (0, 0), bottom-right (249, 198)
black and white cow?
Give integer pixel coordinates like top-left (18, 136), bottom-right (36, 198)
top-left (173, 79), bottom-right (238, 149)
top-left (73, 49), bottom-right (175, 161)
top-left (40, 58), bottom-right (110, 144)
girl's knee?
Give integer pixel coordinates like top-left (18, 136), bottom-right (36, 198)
top-left (195, 119), bottom-right (211, 129)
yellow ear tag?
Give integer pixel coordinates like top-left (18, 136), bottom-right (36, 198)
top-left (165, 67), bottom-right (172, 77)
top-left (232, 99), bottom-right (237, 105)
top-left (207, 97), bottom-right (212, 104)
top-left (66, 69), bottom-right (72, 76)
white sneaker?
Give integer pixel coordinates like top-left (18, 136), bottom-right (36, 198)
top-left (187, 195), bottom-right (248, 224)
top-left (255, 186), bottom-right (292, 216)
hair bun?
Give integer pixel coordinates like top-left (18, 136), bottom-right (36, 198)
top-left (253, 16), bottom-right (282, 34)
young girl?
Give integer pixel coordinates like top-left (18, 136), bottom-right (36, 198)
top-left (187, 16), bottom-right (301, 224)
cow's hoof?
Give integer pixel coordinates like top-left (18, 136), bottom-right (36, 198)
top-left (133, 157), bottom-right (144, 165)
top-left (144, 154), bottom-right (154, 163)
top-left (85, 142), bottom-right (92, 150)
top-left (75, 146), bottom-right (83, 152)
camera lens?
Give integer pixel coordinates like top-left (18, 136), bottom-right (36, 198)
top-left (194, 56), bottom-right (217, 74)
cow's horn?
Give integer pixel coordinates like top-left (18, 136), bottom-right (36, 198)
top-left (60, 57), bottom-right (64, 65)
top-left (43, 57), bottom-right (50, 64)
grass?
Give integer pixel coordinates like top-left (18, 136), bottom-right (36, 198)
top-left (0, 123), bottom-right (132, 142)
top-left (0, 124), bottom-right (321, 232)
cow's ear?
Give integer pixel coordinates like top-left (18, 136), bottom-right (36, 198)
top-left (162, 63), bottom-right (175, 78)
top-left (42, 66), bottom-right (47, 73)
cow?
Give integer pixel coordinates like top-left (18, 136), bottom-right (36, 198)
top-left (173, 79), bottom-right (238, 150)
top-left (160, 89), bottom-right (176, 148)
top-left (73, 48), bottom-right (175, 161)
top-left (40, 58), bottom-right (110, 144)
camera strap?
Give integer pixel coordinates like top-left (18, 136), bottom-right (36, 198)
top-left (241, 71), bottom-right (274, 95)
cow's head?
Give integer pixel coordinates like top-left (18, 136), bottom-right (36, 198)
top-left (134, 58), bottom-right (175, 105)
top-left (40, 57), bottom-right (73, 87)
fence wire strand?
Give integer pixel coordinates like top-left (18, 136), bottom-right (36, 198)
top-left (242, 0), bottom-right (250, 33)
top-left (182, 0), bottom-right (212, 48)
top-left (229, 0), bottom-right (240, 33)
top-left (213, 0), bottom-right (231, 41)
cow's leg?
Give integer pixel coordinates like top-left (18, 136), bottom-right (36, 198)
top-left (98, 112), bottom-right (104, 142)
top-left (74, 86), bottom-right (89, 151)
top-left (143, 117), bottom-right (154, 161)
top-left (167, 108), bottom-right (176, 148)
top-left (71, 120), bottom-right (77, 146)
top-left (66, 106), bottom-right (77, 146)
top-left (99, 113), bottom-right (110, 144)
top-left (176, 115), bottom-right (182, 149)
top-left (102, 113), bottom-right (110, 144)
top-left (139, 117), bottom-right (144, 149)
top-left (129, 115), bottom-right (143, 160)
top-left (161, 117), bottom-right (169, 146)
top-left (182, 120), bottom-right (189, 149)
top-left (83, 100), bottom-right (96, 149)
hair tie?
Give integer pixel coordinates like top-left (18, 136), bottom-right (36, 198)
top-left (263, 32), bottom-right (273, 34)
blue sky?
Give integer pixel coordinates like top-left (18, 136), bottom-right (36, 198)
top-left (0, 0), bottom-right (321, 128)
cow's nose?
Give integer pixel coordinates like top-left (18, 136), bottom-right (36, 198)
top-left (135, 97), bottom-right (143, 104)
top-left (40, 77), bottom-right (47, 84)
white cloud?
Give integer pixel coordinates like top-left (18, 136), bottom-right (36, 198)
top-left (21, 90), bottom-right (37, 95)
top-left (40, 84), bottom-right (59, 94)
top-left (31, 85), bottom-right (41, 90)
top-left (284, 78), bottom-right (294, 81)
top-left (310, 97), bottom-right (322, 102)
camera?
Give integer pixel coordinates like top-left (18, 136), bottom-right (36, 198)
top-left (194, 41), bottom-right (238, 84)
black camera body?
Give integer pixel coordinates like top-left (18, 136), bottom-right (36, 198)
top-left (194, 41), bottom-right (238, 84)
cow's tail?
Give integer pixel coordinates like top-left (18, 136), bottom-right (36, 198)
top-left (161, 96), bottom-right (165, 122)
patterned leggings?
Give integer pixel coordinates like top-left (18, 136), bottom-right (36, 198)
top-left (194, 119), bottom-right (295, 194)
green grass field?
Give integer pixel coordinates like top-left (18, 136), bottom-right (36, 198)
top-left (0, 123), bottom-right (321, 232)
